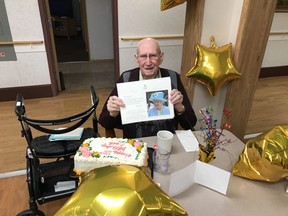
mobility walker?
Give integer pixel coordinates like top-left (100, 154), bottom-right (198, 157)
top-left (15, 86), bottom-right (99, 216)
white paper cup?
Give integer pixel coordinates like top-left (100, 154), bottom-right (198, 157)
top-left (157, 130), bottom-right (173, 154)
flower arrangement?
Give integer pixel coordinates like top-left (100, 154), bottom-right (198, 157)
top-left (198, 106), bottom-right (232, 163)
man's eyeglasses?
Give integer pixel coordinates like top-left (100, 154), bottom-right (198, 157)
top-left (137, 53), bottom-right (161, 61)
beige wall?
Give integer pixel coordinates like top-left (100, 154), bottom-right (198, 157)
top-left (262, 12), bottom-right (288, 67)
top-left (0, 0), bottom-right (50, 88)
top-left (192, 0), bottom-right (243, 130)
top-left (1, 0), bottom-right (287, 110)
top-left (86, 0), bottom-right (113, 60)
top-left (117, 0), bottom-right (244, 130)
top-left (118, 0), bottom-right (186, 73)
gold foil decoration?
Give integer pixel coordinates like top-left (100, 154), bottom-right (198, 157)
top-left (161, 0), bottom-right (186, 11)
top-left (232, 125), bottom-right (288, 182)
top-left (186, 36), bottom-right (241, 96)
top-left (55, 165), bottom-right (188, 216)
top-left (198, 143), bottom-right (215, 163)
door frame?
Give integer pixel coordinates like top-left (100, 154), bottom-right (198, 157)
top-left (38, 0), bottom-right (59, 95)
top-left (38, 0), bottom-right (119, 94)
top-left (80, 0), bottom-right (89, 55)
top-left (111, 0), bottom-right (120, 82)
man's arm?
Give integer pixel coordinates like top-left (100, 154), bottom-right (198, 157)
top-left (99, 77), bottom-right (124, 130)
top-left (173, 74), bottom-right (197, 130)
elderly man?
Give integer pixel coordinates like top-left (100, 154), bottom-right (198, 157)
top-left (99, 38), bottom-right (197, 138)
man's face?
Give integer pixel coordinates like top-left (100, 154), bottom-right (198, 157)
top-left (135, 40), bottom-right (163, 79)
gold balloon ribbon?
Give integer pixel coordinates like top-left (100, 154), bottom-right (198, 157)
top-left (55, 165), bottom-right (188, 215)
top-left (161, 0), bottom-right (187, 11)
top-left (198, 144), bottom-right (216, 163)
top-left (186, 36), bottom-right (241, 96)
top-left (233, 125), bottom-right (288, 182)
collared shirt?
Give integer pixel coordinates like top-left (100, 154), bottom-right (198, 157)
top-left (139, 69), bottom-right (161, 80)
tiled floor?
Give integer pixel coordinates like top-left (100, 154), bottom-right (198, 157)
top-left (58, 60), bottom-right (115, 90)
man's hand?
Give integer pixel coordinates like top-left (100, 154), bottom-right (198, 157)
top-left (107, 95), bottom-right (125, 117)
top-left (170, 89), bottom-right (185, 114)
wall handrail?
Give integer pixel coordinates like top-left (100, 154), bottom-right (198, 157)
top-left (0, 40), bottom-right (43, 45)
top-left (270, 32), bottom-right (288, 36)
top-left (121, 35), bottom-right (183, 41)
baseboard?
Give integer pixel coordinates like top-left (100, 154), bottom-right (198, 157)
top-left (0, 84), bottom-right (54, 102)
top-left (259, 65), bottom-right (288, 78)
top-left (244, 132), bottom-right (262, 140)
top-left (0, 169), bottom-right (26, 178)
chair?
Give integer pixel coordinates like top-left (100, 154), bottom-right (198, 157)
top-left (105, 128), bottom-right (117, 138)
top-left (15, 86), bottom-right (99, 216)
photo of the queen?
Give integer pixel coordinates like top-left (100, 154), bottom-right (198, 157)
top-left (147, 91), bottom-right (170, 117)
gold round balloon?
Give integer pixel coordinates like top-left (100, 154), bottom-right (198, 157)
top-left (161, 0), bottom-right (187, 11)
top-left (55, 165), bottom-right (188, 215)
top-left (186, 36), bottom-right (241, 96)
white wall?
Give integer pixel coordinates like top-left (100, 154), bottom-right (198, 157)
top-left (86, 0), bottom-right (113, 60)
top-left (117, 0), bottom-right (243, 130)
top-left (0, 0), bottom-right (50, 88)
top-left (118, 0), bottom-right (186, 73)
top-left (192, 0), bottom-right (243, 130)
top-left (262, 12), bottom-right (288, 67)
top-left (2, 0), bottom-right (287, 106)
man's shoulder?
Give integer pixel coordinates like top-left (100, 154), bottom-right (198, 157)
top-left (122, 68), bottom-right (139, 82)
top-left (160, 68), bottom-right (179, 89)
top-left (160, 68), bottom-right (179, 76)
top-left (160, 67), bottom-right (177, 73)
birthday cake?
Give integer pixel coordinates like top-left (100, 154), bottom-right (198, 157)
top-left (74, 137), bottom-right (148, 174)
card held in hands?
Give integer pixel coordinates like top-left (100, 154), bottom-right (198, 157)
top-left (117, 77), bottom-right (174, 124)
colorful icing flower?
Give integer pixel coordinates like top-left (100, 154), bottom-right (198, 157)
top-left (92, 152), bottom-right (100, 158)
top-left (136, 146), bottom-right (142, 153)
top-left (73, 168), bottom-right (83, 175)
top-left (134, 141), bottom-right (142, 148)
top-left (79, 146), bottom-right (92, 157)
top-left (82, 143), bottom-right (89, 148)
top-left (128, 139), bottom-right (134, 145)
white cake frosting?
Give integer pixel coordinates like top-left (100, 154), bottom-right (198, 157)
top-left (74, 137), bottom-right (148, 173)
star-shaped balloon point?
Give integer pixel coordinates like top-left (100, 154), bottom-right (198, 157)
top-left (161, 0), bottom-right (186, 11)
top-left (186, 36), bottom-right (241, 96)
top-left (55, 165), bottom-right (188, 215)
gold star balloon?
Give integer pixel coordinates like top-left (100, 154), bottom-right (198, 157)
top-left (55, 165), bottom-right (188, 216)
top-left (161, 0), bottom-right (186, 11)
top-left (186, 36), bottom-right (241, 96)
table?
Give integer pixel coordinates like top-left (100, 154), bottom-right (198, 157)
top-left (141, 130), bottom-right (288, 216)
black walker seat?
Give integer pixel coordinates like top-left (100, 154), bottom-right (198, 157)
top-left (15, 86), bottom-right (99, 216)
